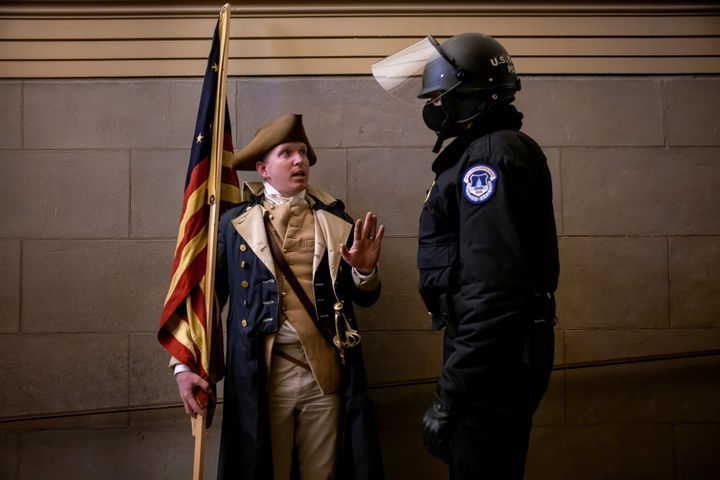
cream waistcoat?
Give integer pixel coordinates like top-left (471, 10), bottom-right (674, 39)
top-left (263, 198), bottom-right (342, 394)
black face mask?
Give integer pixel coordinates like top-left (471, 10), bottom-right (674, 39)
top-left (422, 102), bottom-right (452, 153)
top-left (422, 101), bottom-right (449, 133)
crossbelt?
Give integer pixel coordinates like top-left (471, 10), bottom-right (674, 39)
top-left (272, 345), bottom-right (312, 372)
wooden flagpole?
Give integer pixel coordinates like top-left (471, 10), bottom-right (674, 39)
top-left (193, 4), bottom-right (231, 480)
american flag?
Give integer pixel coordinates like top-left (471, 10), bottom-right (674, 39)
top-left (158, 20), bottom-right (240, 411)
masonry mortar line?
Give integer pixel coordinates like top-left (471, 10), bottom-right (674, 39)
top-left (562, 331), bottom-right (569, 426)
top-left (126, 333), bottom-right (131, 415)
top-left (17, 239), bottom-right (23, 334)
top-left (344, 148), bottom-right (351, 213)
top-left (667, 236), bottom-right (673, 328)
top-left (20, 81), bottom-right (24, 150)
top-left (671, 423), bottom-right (679, 479)
top-left (15, 431), bottom-right (21, 480)
top-left (128, 150), bottom-right (133, 240)
top-left (663, 78), bottom-right (669, 148)
top-left (558, 146), bottom-right (565, 237)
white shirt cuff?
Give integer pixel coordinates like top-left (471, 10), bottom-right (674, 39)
top-left (352, 265), bottom-right (380, 291)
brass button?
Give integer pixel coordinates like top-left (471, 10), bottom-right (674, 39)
top-left (241, 319), bottom-right (247, 327)
top-left (269, 204), bottom-right (275, 210)
top-left (269, 214), bottom-right (274, 220)
top-left (282, 291), bottom-right (287, 297)
top-left (240, 244), bottom-right (247, 252)
top-left (282, 307), bottom-right (287, 312)
top-left (241, 280), bottom-right (249, 288)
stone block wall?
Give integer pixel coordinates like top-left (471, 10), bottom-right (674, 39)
top-left (0, 76), bottom-right (718, 479)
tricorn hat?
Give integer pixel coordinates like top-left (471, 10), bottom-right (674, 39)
top-left (231, 113), bottom-right (317, 170)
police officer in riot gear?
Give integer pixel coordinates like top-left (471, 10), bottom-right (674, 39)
top-left (374, 33), bottom-right (559, 478)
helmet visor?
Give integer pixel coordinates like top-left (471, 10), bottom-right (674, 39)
top-left (371, 36), bottom-right (443, 104)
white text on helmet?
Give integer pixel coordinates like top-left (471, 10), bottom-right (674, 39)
top-left (490, 55), bottom-right (513, 67)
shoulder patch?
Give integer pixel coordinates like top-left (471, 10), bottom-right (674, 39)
top-left (462, 164), bottom-right (498, 204)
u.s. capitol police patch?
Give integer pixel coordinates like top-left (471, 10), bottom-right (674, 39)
top-left (462, 164), bottom-right (498, 204)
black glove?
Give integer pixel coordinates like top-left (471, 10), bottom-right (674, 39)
top-left (422, 396), bottom-right (457, 463)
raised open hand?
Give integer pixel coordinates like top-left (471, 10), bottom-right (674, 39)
top-left (340, 211), bottom-right (385, 274)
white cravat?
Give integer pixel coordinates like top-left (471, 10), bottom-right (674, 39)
top-left (263, 181), bottom-right (307, 206)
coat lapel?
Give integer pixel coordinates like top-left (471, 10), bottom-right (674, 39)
top-left (230, 204), bottom-right (275, 276)
top-left (315, 209), bottom-right (352, 288)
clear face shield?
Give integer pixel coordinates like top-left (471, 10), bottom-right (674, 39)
top-left (371, 36), bottom-right (453, 104)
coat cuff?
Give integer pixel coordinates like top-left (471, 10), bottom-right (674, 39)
top-left (435, 386), bottom-right (465, 416)
top-left (169, 356), bottom-right (191, 376)
top-left (352, 265), bottom-right (380, 291)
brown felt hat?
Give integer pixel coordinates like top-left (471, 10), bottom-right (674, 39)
top-left (231, 113), bottom-right (317, 170)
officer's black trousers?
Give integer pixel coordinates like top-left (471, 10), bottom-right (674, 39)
top-left (449, 412), bottom-right (533, 480)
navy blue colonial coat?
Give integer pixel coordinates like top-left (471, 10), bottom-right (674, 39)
top-left (214, 182), bottom-right (385, 480)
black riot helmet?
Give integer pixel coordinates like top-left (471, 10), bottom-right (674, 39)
top-left (419, 33), bottom-right (521, 150)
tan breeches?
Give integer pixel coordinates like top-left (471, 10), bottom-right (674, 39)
top-left (268, 342), bottom-right (341, 480)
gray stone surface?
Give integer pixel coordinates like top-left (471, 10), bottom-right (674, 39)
top-left (674, 424), bottom-right (720, 480)
top-left (130, 404), bottom-right (224, 430)
top-left (518, 77), bottom-right (665, 146)
top-left (667, 77), bottom-right (720, 146)
top-left (131, 149), bottom-right (189, 239)
top-left (566, 356), bottom-right (720, 424)
top-left (347, 147), bottom-right (435, 237)
top-left (380, 427), bottom-right (446, 480)
top-left (129, 333), bottom-right (187, 406)
top-left (0, 241), bottom-right (20, 333)
top-left (0, 82), bottom-right (21, 149)
top-left (362, 331), bottom-right (443, 386)
top-left (236, 77), bottom-right (431, 148)
top-left (526, 425), bottom-right (674, 480)
top-left (370, 383), bottom-right (435, 429)
top-left (306, 148), bottom-right (348, 203)
top-left (22, 240), bottom-right (174, 333)
top-left (0, 412), bottom-right (127, 432)
top-left (545, 147), bottom-right (563, 235)
top-left (23, 80), bottom-right (204, 149)
top-left (0, 334), bottom-right (127, 417)
top-left (534, 372), bottom-right (565, 426)
top-left (670, 236), bottom-right (720, 327)
top-left (563, 147), bottom-right (720, 235)
top-left (357, 237), bottom-right (427, 332)
top-left (18, 427), bottom-right (220, 480)
top-left (0, 433), bottom-right (17, 480)
top-left (0, 150), bottom-right (130, 238)
top-left (565, 328), bottom-right (720, 364)
top-left (556, 236), bottom-right (669, 329)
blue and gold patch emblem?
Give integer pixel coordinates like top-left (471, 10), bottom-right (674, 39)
top-left (462, 164), bottom-right (497, 204)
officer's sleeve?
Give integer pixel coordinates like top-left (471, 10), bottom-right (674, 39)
top-left (437, 155), bottom-right (533, 412)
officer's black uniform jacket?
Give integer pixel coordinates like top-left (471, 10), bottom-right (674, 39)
top-left (418, 104), bottom-right (559, 417)
top-left (215, 183), bottom-right (385, 480)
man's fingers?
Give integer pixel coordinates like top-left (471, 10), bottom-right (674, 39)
top-left (181, 392), bottom-right (199, 417)
top-left (363, 212), bottom-right (374, 235)
top-left (176, 371), bottom-right (212, 417)
top-left (356, 218), bottom-right (365, 242)
top-left (365, 212), bottom-right (377, 238)
top-left (374, 224), bottom-right (385, 243)
top-left (339, 243), bottom-right (351, 261)
top-left (195, 377), bottom-right (211, 394)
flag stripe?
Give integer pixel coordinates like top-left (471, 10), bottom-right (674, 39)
top-left (158, 18), bottom-right (239, 387)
